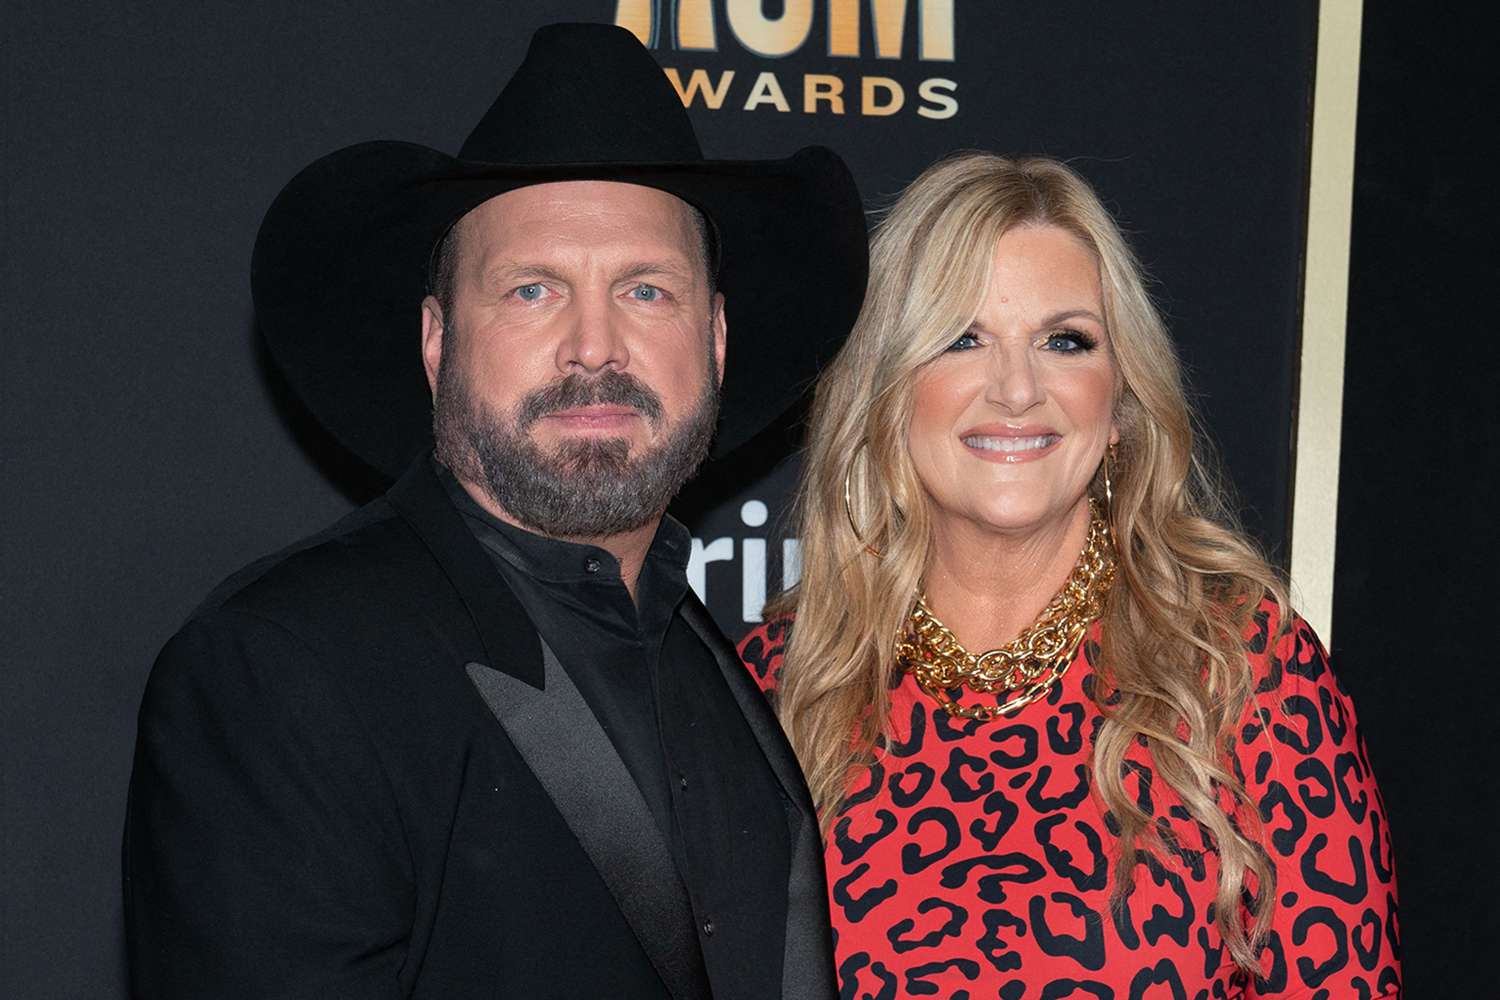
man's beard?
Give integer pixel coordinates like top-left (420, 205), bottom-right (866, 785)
top-left (432, 345), bottom-right (719, 538)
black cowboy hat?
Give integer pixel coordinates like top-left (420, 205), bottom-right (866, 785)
top-left (252, 22), bottom-right (868, 481)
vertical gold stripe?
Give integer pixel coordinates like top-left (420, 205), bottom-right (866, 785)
top-left (1291, 0), bottom-right (1363, 643)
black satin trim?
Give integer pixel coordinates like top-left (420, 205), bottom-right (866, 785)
top-left (465, 649), bottom-right (711, 1000)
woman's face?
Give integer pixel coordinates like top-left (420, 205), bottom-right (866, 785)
top-left (907, 224), bottom-right (1118, 538)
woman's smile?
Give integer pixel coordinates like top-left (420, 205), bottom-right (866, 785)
top-left (960, 425), bottom-right (1062, 462)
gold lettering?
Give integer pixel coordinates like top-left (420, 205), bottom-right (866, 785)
top-left (677, 0), bottom-right (717, 50)
top-left (743, 71), bottom-right (792, 112)
top-left (870, 0), bottom-right (904, 58)
top-left (917, 77), bottom-right (958, 119)
top-left (828, 0), bottom-right (860, 57)
top-left (624, 0), bottom-right (955, 60)
top-left (861, 76), bottom-right (904, 116)
top-left (804, 74), bottom-right (846, 114)
top-left (865, 0), bottom-right (955, 60)
top-left (615, 0), bottom-right (654, 46)
top-left (665, 68), bottom-right (737, 109)
top-left (727, 0), bottom-right (815, 58)
top-left (919, 0), bottom-right (955, 60)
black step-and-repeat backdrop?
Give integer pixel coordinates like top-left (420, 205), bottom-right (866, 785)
top-left (3, 3), bottom-right (1317, 996)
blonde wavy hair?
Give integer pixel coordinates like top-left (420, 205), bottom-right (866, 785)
top-left (770, 153), bottom-right (1289, 970)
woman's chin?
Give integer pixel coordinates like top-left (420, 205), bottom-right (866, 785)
top-left (942, 495), bottom-right (1090, 538)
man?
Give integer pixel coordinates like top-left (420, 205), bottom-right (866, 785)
top-left (123, 23), bottom-right (867, 1000)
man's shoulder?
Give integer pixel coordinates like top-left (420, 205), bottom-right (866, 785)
top-left (191, 495), bottom-right (433, 633)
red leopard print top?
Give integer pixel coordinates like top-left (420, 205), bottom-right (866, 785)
top-left (738, 600), bottom-right (1401, 998)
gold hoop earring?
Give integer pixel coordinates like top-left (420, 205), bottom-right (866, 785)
top-left (1102, 443), bottom-right (1117, 513)
top-left (843, 447), bottom-right (884, 558)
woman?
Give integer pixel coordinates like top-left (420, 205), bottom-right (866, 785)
top-left (740, 154), bottom-right (1401, 997)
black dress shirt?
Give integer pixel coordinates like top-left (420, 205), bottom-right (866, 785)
top-left (440, 466), bottom-right (793, 992)
top-left (442, 468), bottom-right (688, 840)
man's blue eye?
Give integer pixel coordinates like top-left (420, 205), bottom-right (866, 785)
top-left (515, 284), bottom-right (544, 301)
top-left (631, 285), bottom-right (662, 302)
top-left (946, 331), bottom-right (980, 352)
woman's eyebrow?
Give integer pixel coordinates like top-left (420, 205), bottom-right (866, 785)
top-left (967, 307), bottom-right (1106, 334)
top-left (1037, 308), bottom-right (1106, 327)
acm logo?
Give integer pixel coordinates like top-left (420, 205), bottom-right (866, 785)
top-left (616, 0), bottom-right (959, 119)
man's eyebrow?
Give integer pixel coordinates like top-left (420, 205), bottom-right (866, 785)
top-left (613, 259), bottom-right (696, 281)
top-left (486, 263), bottom-right (570, 286)
top-left (484, 260), bottom-right (697, 285)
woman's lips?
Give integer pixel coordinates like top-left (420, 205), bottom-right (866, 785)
top-left (960, 432), bottom-right (1062, 463)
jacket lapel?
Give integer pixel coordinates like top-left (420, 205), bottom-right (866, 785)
top-left (386, 459), bottom-right (711, 1000)
top-left (385, 457), bottom-right (542, 686)
top-left (465, 652), bottom-right (710, 1000)
top-left (678, 597), bottom-right (837, 1000)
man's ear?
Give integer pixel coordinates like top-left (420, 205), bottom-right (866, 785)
top-left (710, 292), bottom-right (727, 387)
top-left (420, 295), bottom-right (446, 394)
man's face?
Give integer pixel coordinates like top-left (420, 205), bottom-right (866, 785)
top-left (421, 181), bottom-right (727, 538)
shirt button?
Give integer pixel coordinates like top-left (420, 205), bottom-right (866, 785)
top-left (583, 557), bottom-right (601, 574)
top-left (701, 918), bottom-right (715, 937)
top-left (679, 774), bottom-right (689, 789)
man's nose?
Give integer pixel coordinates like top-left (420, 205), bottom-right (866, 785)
top-left (556, 291), bottom-right (629, 374)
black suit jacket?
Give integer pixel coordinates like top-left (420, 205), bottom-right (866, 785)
top-left (124, 458), bottom-right (835, 999)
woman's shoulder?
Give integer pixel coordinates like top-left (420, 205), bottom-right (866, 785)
top-left (1240, 595), bottom-right (1337, 701)
top-left (1235, 595), bottom-right (1376, 781)
top-left (736, 616), bottom-right (794, 694)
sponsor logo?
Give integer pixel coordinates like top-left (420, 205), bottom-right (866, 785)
top-left (616, 0), bottom-right (959, 119)
top-left (689, 500), bottom-right (800, 623)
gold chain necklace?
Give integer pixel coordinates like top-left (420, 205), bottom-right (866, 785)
top-left (896, 500), bottom-right (1117, 721)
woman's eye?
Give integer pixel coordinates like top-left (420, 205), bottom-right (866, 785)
top-left (630, 285), bottom-right (663, 302)
top-left (1042, 329), bottom-right (1098, 352)
top-left (946, 331), bottom-right (980, 352)
top-left (514, 283), bottom-right (545, 302)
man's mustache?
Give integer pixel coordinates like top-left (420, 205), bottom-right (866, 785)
top-left (516, 371), bottom-right (664, 430)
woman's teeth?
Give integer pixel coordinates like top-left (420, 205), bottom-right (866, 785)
top-left (961, 434), bottom-right (1059, 452)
